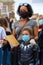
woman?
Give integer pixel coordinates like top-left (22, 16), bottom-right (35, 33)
top-left (13, 3), bottom-right (38, 40)
top-left (12, 3), bottom-right (38, 65)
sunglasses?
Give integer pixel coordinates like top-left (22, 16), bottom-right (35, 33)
top-left (19, 3), bottom-right (28, 6)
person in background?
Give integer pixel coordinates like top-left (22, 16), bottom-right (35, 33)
top-left (9, 11), bottom-right (15, 32)
top-left (5, 16), bottom-right (14, 33)
top-left (0, 18), bottom-right (7, 65)
top-left (0, 18), bottom-right (11, 65)
top-left (37, 15), bottom-right (43, 26)
top-left (17, 28), bottom-right (40, 65)
top-left (31, 13), bottom-right (39, 21)
top-left (5, 16), bottom-right (12, 34)
top-left (38, 19), bottom-right (43, 65)
top-left (30, 13), bottom-right (39, 26)
top-left (9, 18), bottom-right (13, 32)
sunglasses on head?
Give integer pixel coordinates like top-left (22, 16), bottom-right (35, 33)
top-left (19, 3), bottom-right (28, 6)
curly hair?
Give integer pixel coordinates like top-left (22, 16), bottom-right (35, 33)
top-left (17, 3), bottom-right (33, 17)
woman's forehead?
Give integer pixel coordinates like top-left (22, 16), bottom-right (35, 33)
top-left (20, 6), bottom-right (28, 10)
top-left (22, 30), bottom-right (30, 34)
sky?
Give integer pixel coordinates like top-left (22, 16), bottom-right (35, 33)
top-left (32, 0), bottom-right (43, 3)
top-left (14, 0), bottom-right (43, 20)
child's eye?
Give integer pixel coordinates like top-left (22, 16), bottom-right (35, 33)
top-left (25, 34), bottom-right (28, 35)
top-left (22, 34), bottom-right (28, 35)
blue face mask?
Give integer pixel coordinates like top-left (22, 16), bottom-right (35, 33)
top-left (22, 35), bottom-right (30, 42)
top-left (39, 20), bottom-right (43, 26)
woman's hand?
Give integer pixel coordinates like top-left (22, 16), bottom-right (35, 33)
top-left (0, 39), bottom-right (7, 44)
top-left (30, 39), bottom-right (36, 44)
top-left (2, 39), bottom-right (7, 45)
top-left (0, 40), bottom-right (3, 44)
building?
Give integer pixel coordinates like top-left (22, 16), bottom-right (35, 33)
top-left (0, 0), bottom-right (14, 18)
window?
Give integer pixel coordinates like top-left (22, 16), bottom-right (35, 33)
top-left (1, 5), bottom-right (8, 14)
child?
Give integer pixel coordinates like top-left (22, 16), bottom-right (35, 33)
top-left (17, 28), bottom-right (40, 65)
top-left (0, 18), bottom-right (6, 65)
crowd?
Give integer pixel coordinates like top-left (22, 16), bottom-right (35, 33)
top-left (0, 3), bottom-right (43, 65)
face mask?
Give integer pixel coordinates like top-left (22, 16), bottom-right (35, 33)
top-left (22, 35), bottom-right (30, 42)
top-left (19, 11), bottom-right (29, 18)
top-left (39, 20), bottom-right (43, 26)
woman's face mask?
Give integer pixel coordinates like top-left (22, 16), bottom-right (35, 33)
top-left (19, 6), bottom-right (29, 18)
top-left (39, 20), bottom-right (43, 26)
top-left (19, 11), bottom-right (29, 18)
top-left (39, 20), bottom-right (43, 29)
top-left (22, 35), bottom-right (30, 42)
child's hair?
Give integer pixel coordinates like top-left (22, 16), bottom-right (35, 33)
top-left (21, 28), bottom-right (32, 35)
top-left (0, 18), bottom-right (8, 29)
